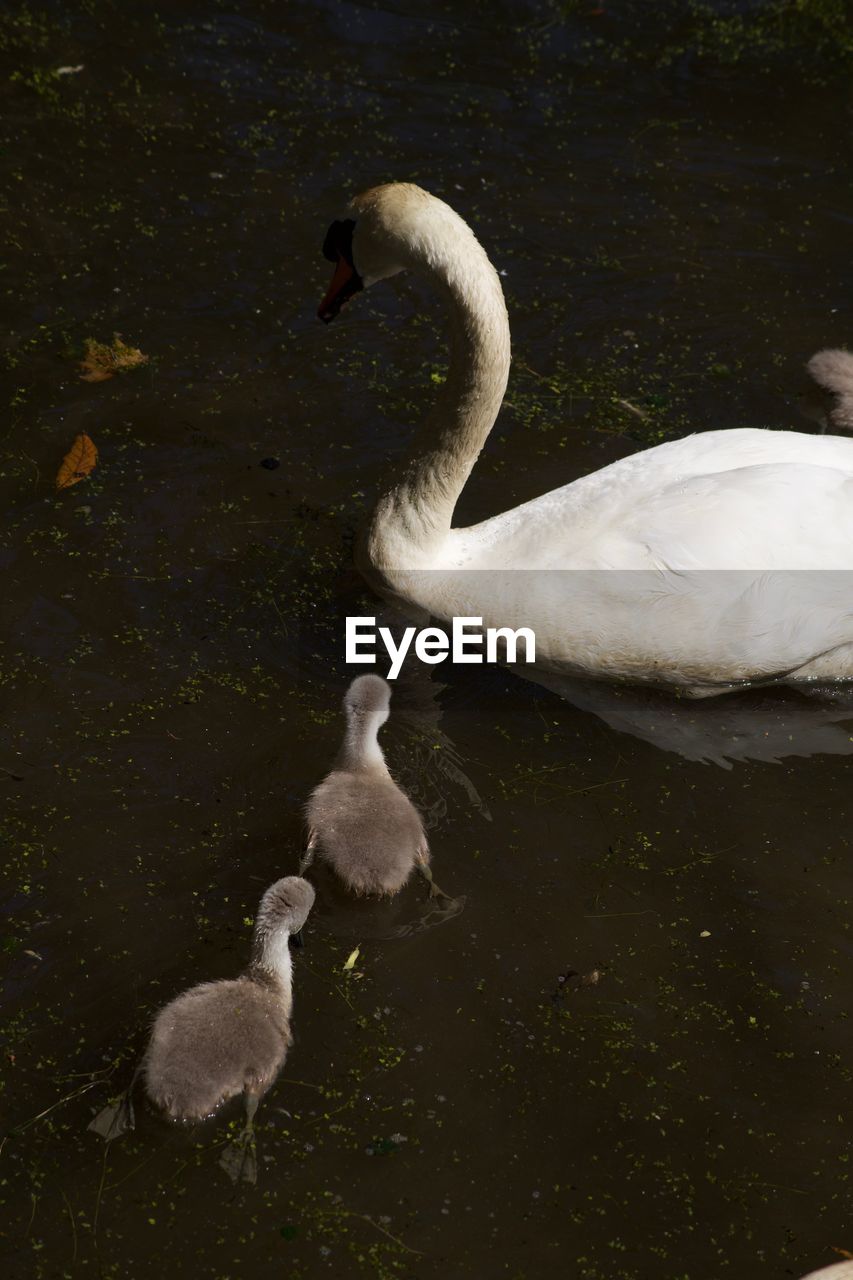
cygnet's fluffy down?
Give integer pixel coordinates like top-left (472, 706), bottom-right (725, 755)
top-left (144, 876), bottom-right (314, 1123)
top-left (807, 348), bottom-right (853, 431)
top-left (305, 674), bottom-right (430, 896)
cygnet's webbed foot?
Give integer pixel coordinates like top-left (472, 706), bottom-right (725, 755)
top-left (416, 859), bottom-right (454, 902)
top-left (88, 1065), bottom-right (141, 1142)
top-left (292, 842), bottom-right (317, 947)
top-left (388, 891), bottom-right (467, 939)
top-left (219, 1129), bottom-right (258, 1186)
top-left (297, 836), bottom-right (316, 879)
top-left (219, 1091), bottom-right (260, 1186)
top-left (87, 1091), bottom-right (136, 1142)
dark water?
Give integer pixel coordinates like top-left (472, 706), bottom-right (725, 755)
top-left (2, 2), bottom-right (852, 1277)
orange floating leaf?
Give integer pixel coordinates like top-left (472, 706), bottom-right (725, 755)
top-left (56, 433), bottom-right (98, 491)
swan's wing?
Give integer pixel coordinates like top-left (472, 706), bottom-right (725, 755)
top-left (626, 462), bottom-right (853, 571)
top-left (453, 445), bottom-right (853, 571)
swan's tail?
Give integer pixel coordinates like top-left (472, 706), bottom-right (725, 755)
top-left (806, 347), bottom-right (853, 431)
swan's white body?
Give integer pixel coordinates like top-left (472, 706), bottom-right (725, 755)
top-left (323, 184), bottom-right (853, 694)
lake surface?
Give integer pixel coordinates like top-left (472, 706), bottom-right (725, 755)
top-left (1, 2), bottom-right (852, 1277)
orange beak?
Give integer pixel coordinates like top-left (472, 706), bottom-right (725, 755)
top-left (318, 256), bottom-right (361, 324)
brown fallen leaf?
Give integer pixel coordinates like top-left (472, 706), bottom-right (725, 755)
top-left (56, 433), bottom-right (98, 491)
top-left (80, 334), bottom-right (149, 383)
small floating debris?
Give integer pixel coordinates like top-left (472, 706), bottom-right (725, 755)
top-left (699, 930), bottom-right (711, 938)
top-left (80, 334), bottom-right (149, 383)
top-left (55, 65), bottom-right (84, 76)
top-left (366, 1134), bottom-right (407, 1156)
top-left (615, 397), bottom-right (649, 422)
top-left (551, 967), bottom-right (604, 1003)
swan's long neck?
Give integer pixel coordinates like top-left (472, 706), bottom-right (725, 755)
top-left (365, 211), bottom-right (511, 569)
top-left (335, 711), bottom-right (388, 773)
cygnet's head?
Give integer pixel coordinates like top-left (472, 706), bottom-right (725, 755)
top-left (343, 674), bottom-right (392, 727)
top-left (318, 183), bottom-right (474, 322)
top-left (255, 876), bottom-right (315, 938)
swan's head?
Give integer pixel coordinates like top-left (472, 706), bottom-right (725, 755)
top-left (343, 673), bottom-right (392, 727)
top-left (318, 183), bottom-right (455, 323)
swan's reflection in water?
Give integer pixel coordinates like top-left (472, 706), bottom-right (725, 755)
top-left (519, 668), bottom-right (853, 767)
top-left (367, 599), bottom-right (853, 768)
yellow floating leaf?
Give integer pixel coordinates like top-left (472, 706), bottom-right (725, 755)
top-left (342, 947), bottom-right (360, 972)
top-left (80, 334), bottom-right (148, 383)
top-left (56, 433), bottom-right (98, 491)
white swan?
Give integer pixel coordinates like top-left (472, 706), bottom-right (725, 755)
top-left (318, 183), bottom-right (853, 695)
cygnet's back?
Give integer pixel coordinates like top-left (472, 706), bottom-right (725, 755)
top-left (144, 876), bottom-right (315, 1123)
top-left (305, 675), bottom-right (428, 896)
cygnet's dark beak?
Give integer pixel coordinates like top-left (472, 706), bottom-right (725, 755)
top-left (290, 929), bottom-right (305, 949)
